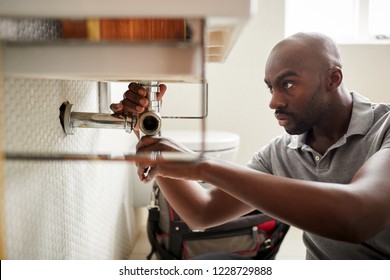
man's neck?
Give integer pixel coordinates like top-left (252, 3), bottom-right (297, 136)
top-left (306, 91), bottom-right (353, 155)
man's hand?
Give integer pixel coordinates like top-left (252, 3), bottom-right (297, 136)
top-left (110, 82), bottom-right (166, 116)
top-left (135, 136), bottom-right (201, 183)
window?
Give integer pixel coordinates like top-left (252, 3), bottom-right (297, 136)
top-left (285, 0), bottom-right (390, 43)
top-left (369, 0), bottom-right (390, 37)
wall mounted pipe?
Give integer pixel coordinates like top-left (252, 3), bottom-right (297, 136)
top-left (59, 101), bottom-right (138, 135)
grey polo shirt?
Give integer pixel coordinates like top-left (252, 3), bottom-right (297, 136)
top-left (247, 92), bottom-right (390, 259)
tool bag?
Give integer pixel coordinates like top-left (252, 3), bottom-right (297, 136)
top-left (146, 184), bottom-right (290, 260)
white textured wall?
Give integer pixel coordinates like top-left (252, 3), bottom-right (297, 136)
top-left (3, 78), bottom-right (138, 259)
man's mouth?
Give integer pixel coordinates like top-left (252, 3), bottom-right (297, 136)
top-left (275, 111), bottom-right (292, 127)
top-left (276, 117), bottom-right (289, 127)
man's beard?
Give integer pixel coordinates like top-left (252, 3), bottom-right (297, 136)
top-left (282, 86), bottom-right (328, 135)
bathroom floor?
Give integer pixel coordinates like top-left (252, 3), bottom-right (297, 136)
top-left (128, 211), bottom-right (306, 260)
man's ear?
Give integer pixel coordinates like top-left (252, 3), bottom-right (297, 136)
top-left (328, 67), bottom-right (343, 91)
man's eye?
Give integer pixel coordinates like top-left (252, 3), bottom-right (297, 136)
top-left (284, 82), bottom-right (293, 89)
top-left (266, 84), bottom-right (274, 93)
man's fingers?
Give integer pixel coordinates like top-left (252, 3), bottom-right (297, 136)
top-left (110, 103), bottom-right (123, 113)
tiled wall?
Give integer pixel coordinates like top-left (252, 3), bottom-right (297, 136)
top-left (3, 78), bottom-right (139, 259)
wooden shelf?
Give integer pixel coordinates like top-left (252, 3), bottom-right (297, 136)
top-left (0, 0), bottom-right (256, 81)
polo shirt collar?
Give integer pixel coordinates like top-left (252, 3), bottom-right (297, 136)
top-left (288, 91), bottom-right (374, 150)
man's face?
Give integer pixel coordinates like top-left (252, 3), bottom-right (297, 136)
top-left (264, 45), bottom-right (329, 135)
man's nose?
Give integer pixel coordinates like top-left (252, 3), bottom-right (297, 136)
top-left (269, 91), bottom-right (287, 110)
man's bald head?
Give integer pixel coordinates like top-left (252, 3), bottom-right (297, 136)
top-left (266, 32), bottom-right (343, 73)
